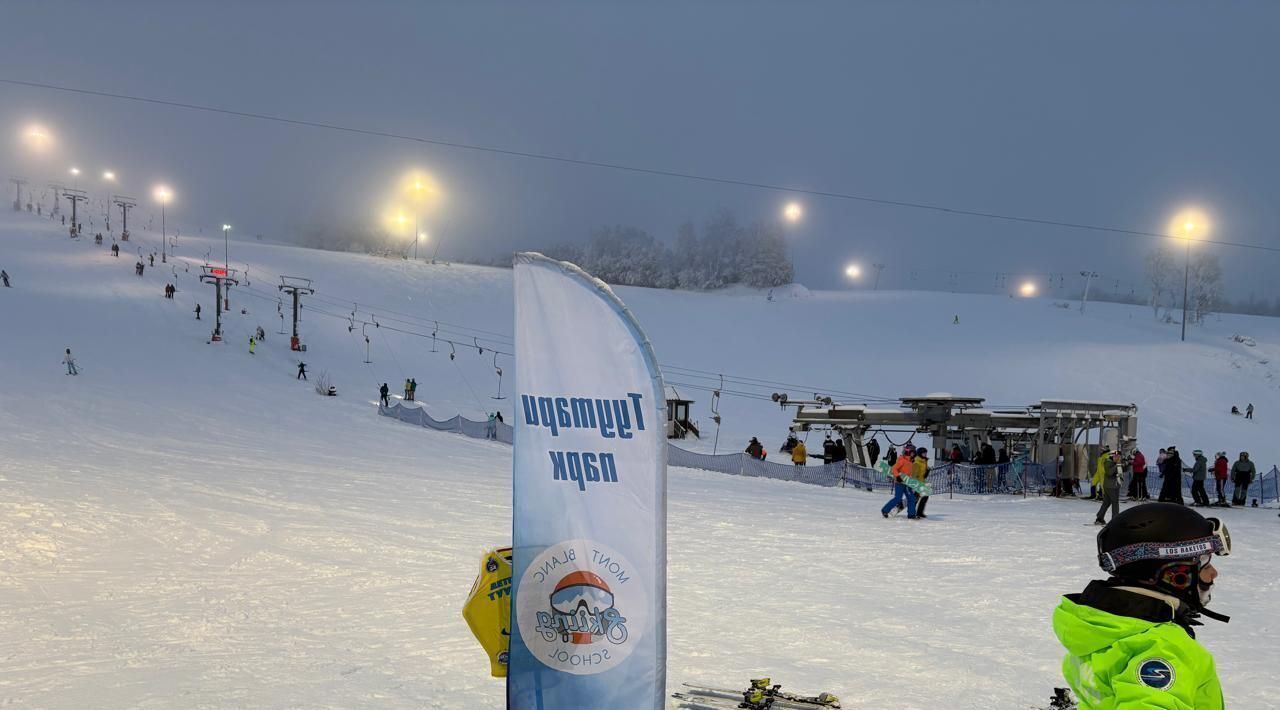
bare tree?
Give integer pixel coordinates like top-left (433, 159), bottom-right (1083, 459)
top-left (1144, 248), bottom-right (1177, 320)
top-left (1188, 252), bottom-right (1223, 325)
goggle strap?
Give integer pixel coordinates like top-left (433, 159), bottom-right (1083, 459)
top-left (1099, 536), bottom-right (1222, 571)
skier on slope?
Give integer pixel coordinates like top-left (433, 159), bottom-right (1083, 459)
top-left (790, 440), bottom-right (807, 467)
top-left (1, 269), bottom-right (9, 287)
top-left (1187, 450), bottom-right (1210, 507)
top-left (1129, 448), bottom-right (1148, 501)
top-left (1053, 503), bottom-right (1231, 709)
top-left (297, 362), bottom-right (307, 380)
top-left (1093, 449), bottom-right (1122, 525)
top-left (913, 448), bottom-right (931, 519)
top-left (865, 437), bottom-right (880, 467)
top-left (1213, 452), bottom-right (1230, 506)
top-left (195, 304), bottom-right (201, 320)
top-left (1157, 446), bottom-right (1185, 505)
top-left (1245, 403), bottom-right (1254, 420)
top-left (1230, 452), bottom-right (1254, 507)
top-left (881, 450), bottom-right (918, 519)
top-left (379, 383), bottom-right (390, 407)
top-left (62, 348), bottom-right (78, 376)
top-left (248, 336), bottom-right (256, 355)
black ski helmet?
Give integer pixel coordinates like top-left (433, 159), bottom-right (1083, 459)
top-left (1097, 503), bottom-right (1231, 613)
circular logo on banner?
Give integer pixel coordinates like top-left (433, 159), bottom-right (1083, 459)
top-left (1138, 658), bottom-right (1175, 690)
top-left (516, 538), bottom-right (647, 675)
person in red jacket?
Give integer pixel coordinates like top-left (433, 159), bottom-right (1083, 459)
top-left (1212, 452), bottom-right (1230, 505)
top-left (1129, 449), bottom-right (1148, 501)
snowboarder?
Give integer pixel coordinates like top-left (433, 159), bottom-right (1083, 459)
top-left (913, 448), bottom-right (931, 518)
top-left (1093, 449), bottom-right (1122, 525)
top-left (486, 412), bottom-right (498, 440)
top-left (195, 304), bottom-right (201, 320)
top-left (403, 378), bottom-right (412, 401)
top-left (745, 437), bottom-right (764, 460)
top-left (1186, 450), bottom-right (1210, 507)
top-left (1230, 452), bottom-right (1254, 507)
top-left (248, 336), bottom-right (256, 355)
top-left (297, 362), bottom-right (307, 380)
top-left (379, 382), bottom-right (390, 407)
top-left (1213, 452), bottom-right (1230, 506)
top-left (62, 348), bottom-right (78, 376)
top-left (1157, 446), bottom-right (1185, 505)
top-left (409, 378), bottom-right (418, 402)
top-left (789, 439), bottom-right (807, 467)
top-left (780, 433), bottom-right (798, 454)
top-left (865, 437), bottom-right (880, 467)
top-left (1245, 403), bottom-right (1254, 420)
top-left (1053, 503), bottom-right (1230, 709)
top-left (881, 450), bottom-right (917, 519)
top-left (0, 269), bottom-right (9, 287)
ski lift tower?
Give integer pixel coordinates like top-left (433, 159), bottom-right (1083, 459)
top-left (113, 195), bottom-right (136, 241)
top-left (10, 177), bottom-right (26, 211)
top-left (278, 276), bottom-right (314, 351)
top-left (62, 188), bottom-right (88, 237)
top-left (199, 265), bottom-right (239, 342)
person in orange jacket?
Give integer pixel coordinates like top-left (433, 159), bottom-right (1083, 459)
top-left (881, 451), bottom-right (918, 519)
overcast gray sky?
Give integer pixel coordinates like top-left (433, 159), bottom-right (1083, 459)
top-left (3, 1), bottom-right (1278, 298)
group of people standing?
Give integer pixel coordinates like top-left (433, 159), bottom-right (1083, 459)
top-left (163, 283), bottom-right (177, 299)
top-left (880, 443), bottom-right (930, 519)
top-left (403, 378), bottom-right (418, 401)
top-left (1092, 445), bottom-right (1259, 525)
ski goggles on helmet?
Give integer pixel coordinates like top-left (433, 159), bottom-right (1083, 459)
top-left (550, 582), bottom-right (615, 615)
top-left (1099, 517), bottom-right (1231, 573)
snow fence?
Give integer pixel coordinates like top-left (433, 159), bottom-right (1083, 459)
top-left (380, 403), bottom-right (513, 444)
top-left (377, 404), bottom-right (1279, 501)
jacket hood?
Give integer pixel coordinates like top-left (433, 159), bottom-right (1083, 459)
top-left (1054, 581), bottom-right (1187, 657)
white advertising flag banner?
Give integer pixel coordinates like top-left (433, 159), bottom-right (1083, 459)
top-left (508, 253), bottom-right (667, 709)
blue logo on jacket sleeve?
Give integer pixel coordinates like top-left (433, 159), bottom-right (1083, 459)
top-left (1138, 658), bottom-right (1174, 690)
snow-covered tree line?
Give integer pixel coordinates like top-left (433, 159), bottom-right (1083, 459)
top-left (527, 211), bottom-right (794, 290)
top-left (1144, 246), bottom-right (1223, 325)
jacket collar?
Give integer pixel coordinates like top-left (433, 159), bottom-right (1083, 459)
top-left (1067, 579), bottom-right (1198, 638)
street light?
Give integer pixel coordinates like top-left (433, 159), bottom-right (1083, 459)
top-left (102, 170), bottom-right (116, 182)
top-left (783, 201), bottom-right (803, 223)
top-left (1019, 281), bottom-right (1037, 297)
top-left (844, 263), bottom-right (862, 279)
top-left (69, 166), bottom-right (80, 190)
top-left (1169, 208), bottom-right (1210, 342)
top-left (223, 224), bottom-right (232, 311)
top-left (22, 124), bottom-right (54, 153)
top-left (154, 185), bottom-right (172, 263)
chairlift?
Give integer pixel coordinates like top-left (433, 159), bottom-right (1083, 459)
top-left (474, 337), bottom-right (483, 355)
top-left (362, 323), bottom-right (372, 363)
top-left (431, 321), bottom-right (438, 352)
top-left (492, 352), bottom-right (506, 400)
top-left (449, 342), bottom-right (456, 361)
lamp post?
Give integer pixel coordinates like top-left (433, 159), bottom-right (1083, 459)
top-left (154, 186), bottom-right (172, 263)
top-left (783, 201), bottom-right (803, 223)
top-left (1180, 221), bottom-right (1194, 342)
top-left (223, 224), bottom-right (232, 311)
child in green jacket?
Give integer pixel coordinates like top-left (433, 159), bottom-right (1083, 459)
top-left (1053, 502), bottom-right (1231, 709)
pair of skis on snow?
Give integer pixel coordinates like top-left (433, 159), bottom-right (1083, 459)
top-left (672, 679), bottom-right (839, 709)
top-left (673, 679), bottom-right (1076, 710)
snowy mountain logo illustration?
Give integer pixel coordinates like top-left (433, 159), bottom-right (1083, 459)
top-left (516, 538), bottom-right (647, 675)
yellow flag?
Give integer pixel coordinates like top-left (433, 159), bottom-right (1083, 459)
top-left (462, 547), bottom-right (513, 677)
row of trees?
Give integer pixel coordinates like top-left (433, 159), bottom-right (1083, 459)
top-left (1144, 247), bottom-right (1223, 325)
top-left (520, 211), bottom-right (794, 290)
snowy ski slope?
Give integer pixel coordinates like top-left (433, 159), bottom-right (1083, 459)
top-left (1, 210), bottom-right (1277, 708)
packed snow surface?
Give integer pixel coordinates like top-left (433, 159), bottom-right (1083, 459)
top-left (1, 211), bottom-right (1277, 708)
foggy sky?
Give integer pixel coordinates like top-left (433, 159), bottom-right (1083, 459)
top-left (3, 1), bottom-right (1278, 298)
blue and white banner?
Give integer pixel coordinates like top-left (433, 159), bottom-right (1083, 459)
top-left (508, 253), bottom-right (667, 709)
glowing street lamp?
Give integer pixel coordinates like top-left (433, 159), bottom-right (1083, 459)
top-left (783, 201), bottom-right (803, 223)
top-left (154, 185), bottom-right (173, 263)
top-left (102, 170), bottom-right (116, 182)
top-left (22, 124), bottom-right (54, 153)
top-left (845, 263), bottom-right (862, 279)
top-left (1168, 208), bottom-right (1210, 342)
top-left (69, 166), bottom-right (80, 190)
top-left (1019, 281), bottom-right (1037, 297)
